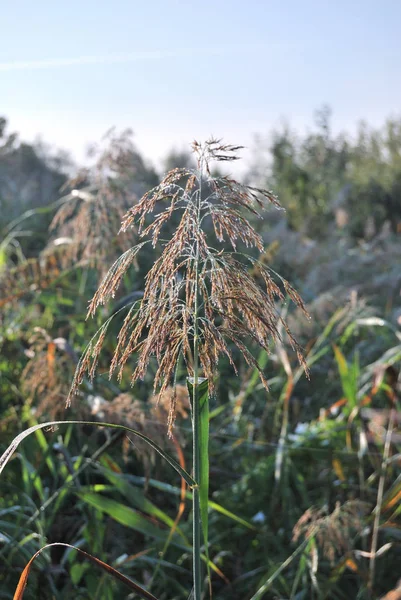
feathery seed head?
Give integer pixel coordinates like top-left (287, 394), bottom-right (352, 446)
top-left (69, 140), bottom-right (309, 434)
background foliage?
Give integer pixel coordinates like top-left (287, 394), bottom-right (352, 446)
top-left (0, 110), bottom-right (400, 599)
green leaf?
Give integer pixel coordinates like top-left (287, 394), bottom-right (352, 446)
top-left (199, 380), bottom-right (210, 551)
top-left (70, 562), bottom-right (89, 585)
top-left (187, 378), bottom-right (210, 580)
top-left (31, 424), bottom-right (57, 478)
top-left (116, 474), bottom-right (255, 530)
top-left (0, 248), bottom-right (6, 268)
top-left (333, 344), bottom-right (348, 379)
top-left (208, 499), bottom-right (256, 530)
top-left (95, 467), bottom-right (189, 543)
top-left (333, 345), bottom-right (359, 408)
top-left (76, 491), bottom-right (187, 549)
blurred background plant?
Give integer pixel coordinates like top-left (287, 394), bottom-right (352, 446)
top-left (0, 109), bottom-right (400, 599)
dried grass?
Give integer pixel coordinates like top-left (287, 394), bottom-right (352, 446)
top-left (47, 129), bottom-right (140, 275)
top-left (22, 328), bottom-right (78, 419)
top-left (90, 385), bottom-right (190, 468)
top-left (293, 500), bottom-right (369, 564)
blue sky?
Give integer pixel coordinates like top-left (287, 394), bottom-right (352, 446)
top-left (1, 0), bottom-right (400, 170)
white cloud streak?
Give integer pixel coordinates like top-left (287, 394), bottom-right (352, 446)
top-left (0, 51), bottom-right (176, 72)
top-left (0, 42), bottom-right (296, 73)
top-left (0, 43), bottom-right (290, 72)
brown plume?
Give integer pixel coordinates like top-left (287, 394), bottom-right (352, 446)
top-left (68, 139), bottom-right (309, 434)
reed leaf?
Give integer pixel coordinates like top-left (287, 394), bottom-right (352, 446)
top-left (13, 542), bottom-right (159, 600)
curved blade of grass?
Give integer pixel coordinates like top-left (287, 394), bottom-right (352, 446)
top-left (0, 420), bottom-right (195, 487)
top-left (13, 542), bottom-right (159, 600)
top-left (3, 196), bottom-right (69, 236)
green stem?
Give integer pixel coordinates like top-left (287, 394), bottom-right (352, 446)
top-left (192, 386), bottom-right (202, 600)
top-left (192, 164), bottom-right (203, 600)
top-left (368, 406), bottom-right (395, 595)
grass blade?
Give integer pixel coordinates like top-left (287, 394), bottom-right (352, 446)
top-left (98, 466), bottom-right (185, 534)
top-left (114, 474), bottom-right (255, 530)
top-left (13, 542), bottom-right (159, 600)
top-left (0, 420), bottom-right (195, 487)
top-left (76, 491), bottom-right (187, 549)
